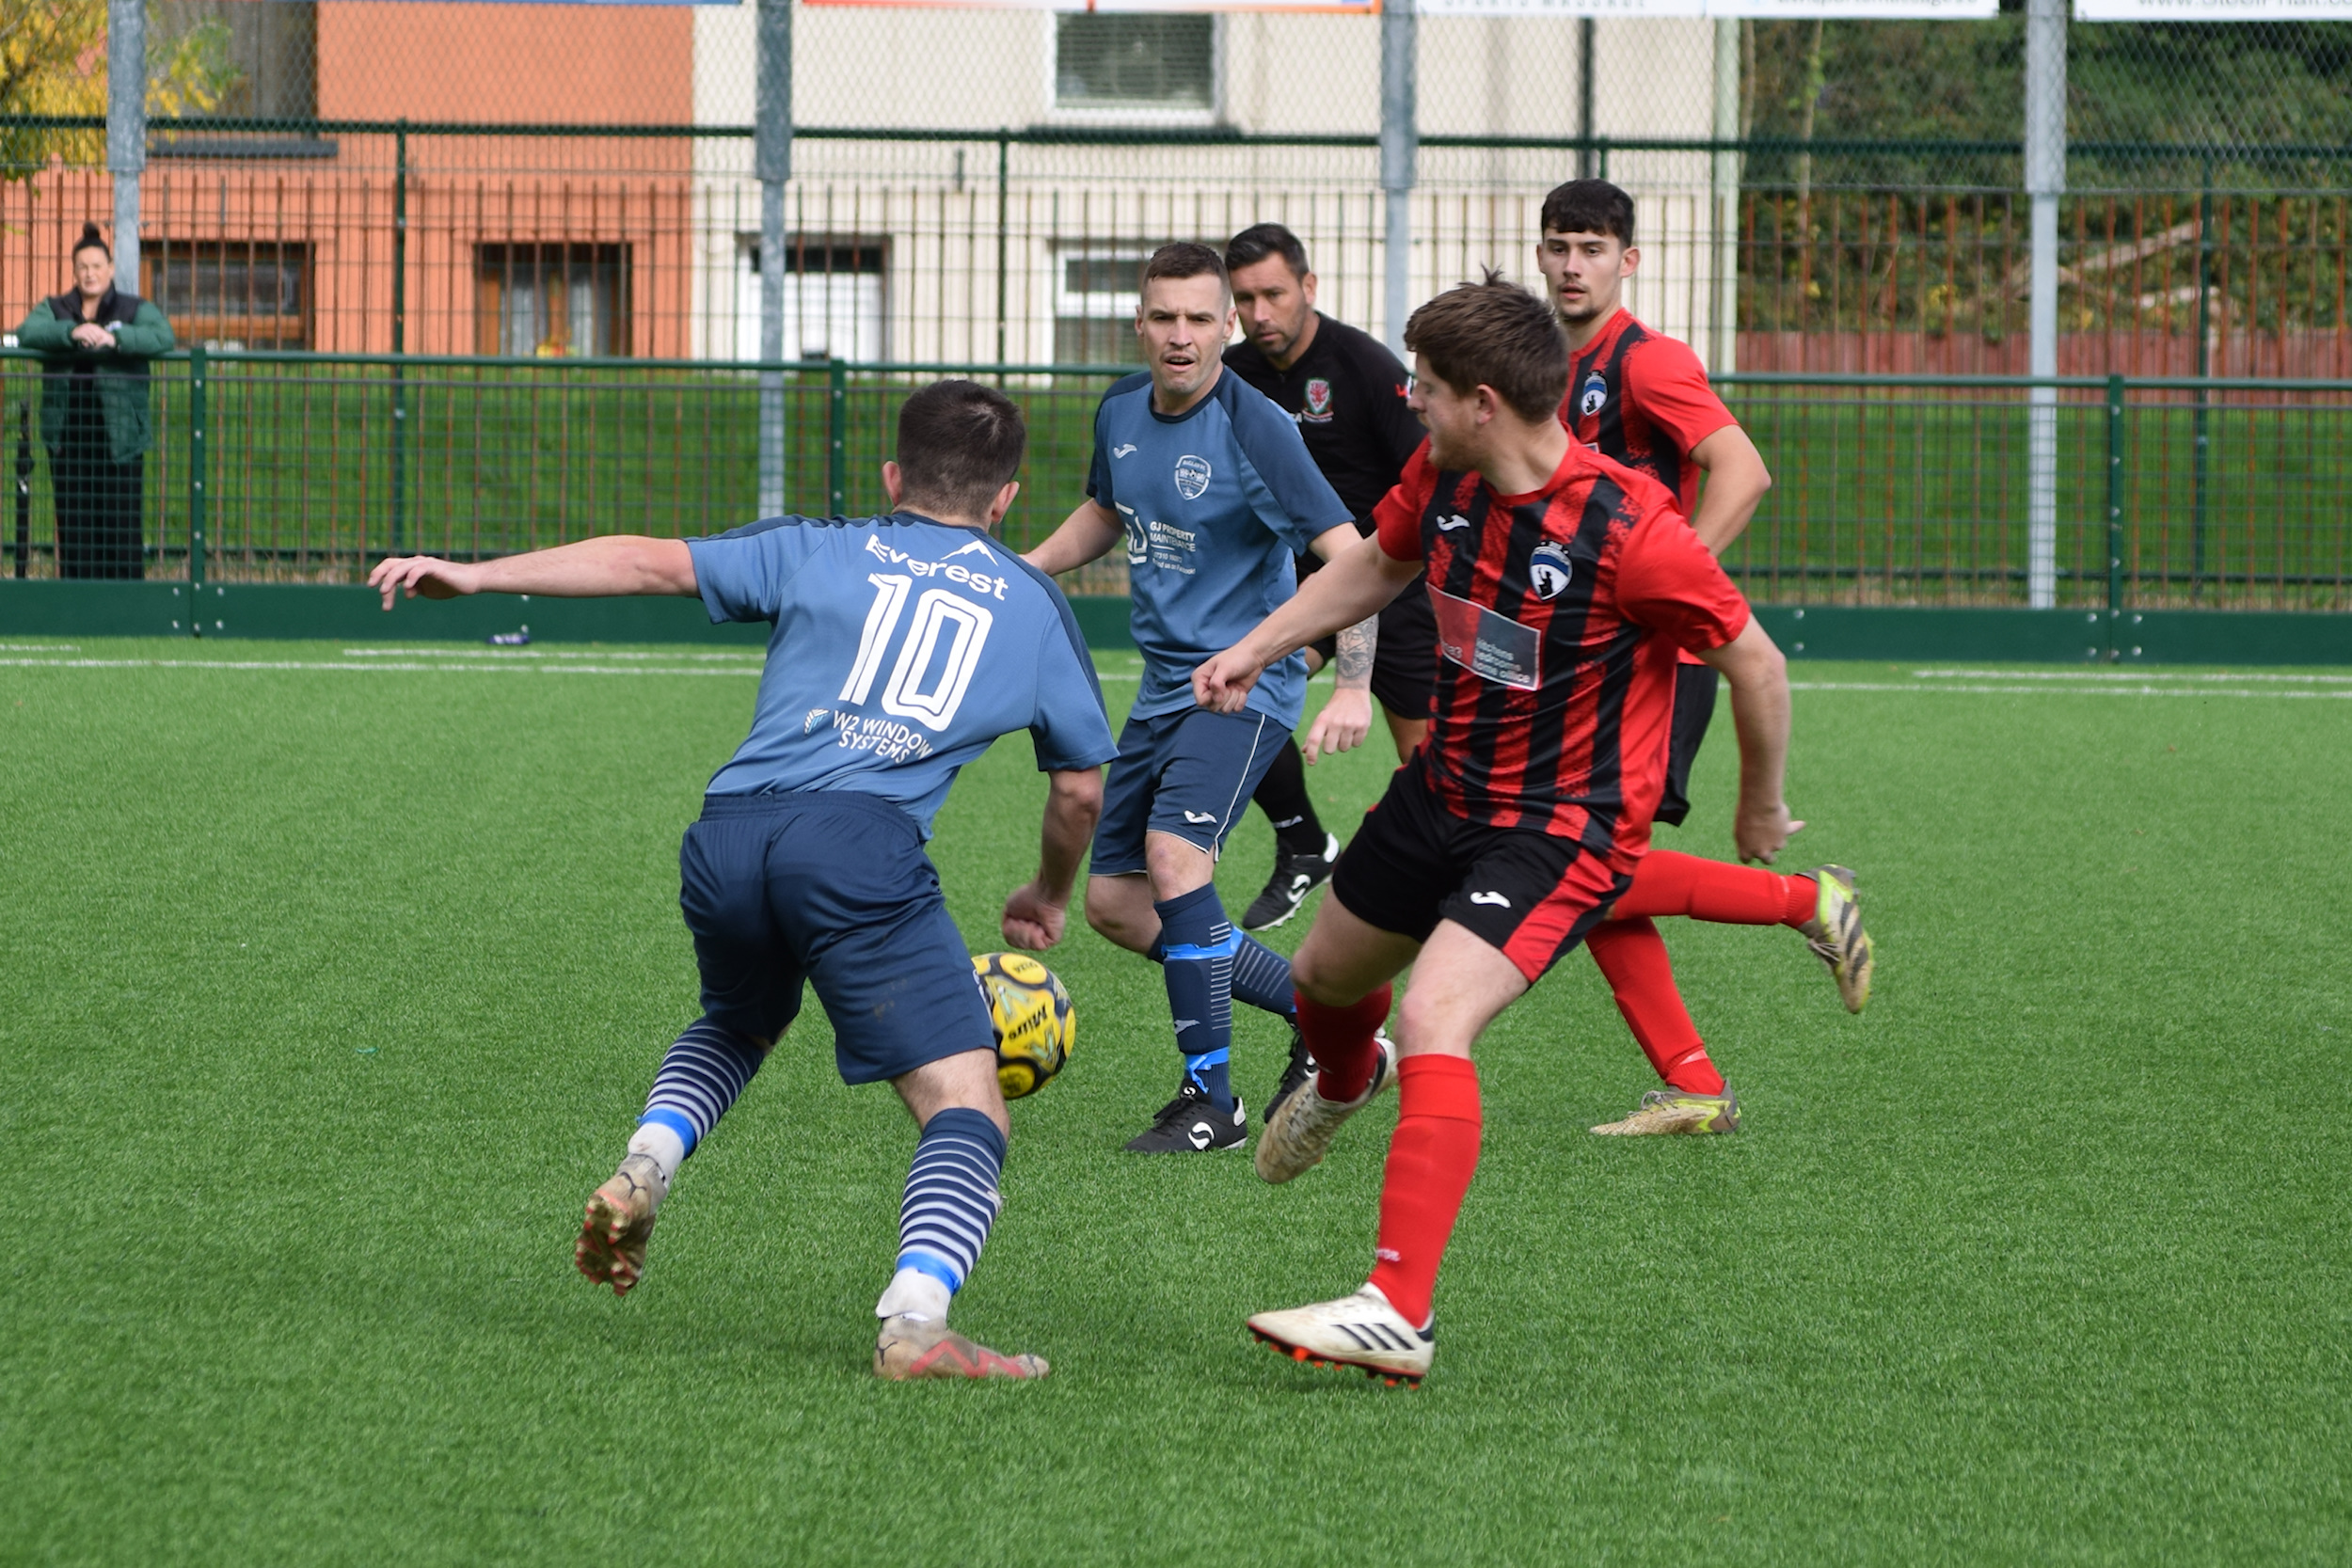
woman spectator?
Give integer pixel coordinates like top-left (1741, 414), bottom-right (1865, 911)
top-left (17, 223), bottom-right (175, 578)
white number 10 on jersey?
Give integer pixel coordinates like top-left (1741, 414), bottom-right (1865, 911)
top-left (840, 573), bottom-right (995, 731)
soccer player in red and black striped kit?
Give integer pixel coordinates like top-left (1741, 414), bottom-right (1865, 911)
top-left (1222, 224), bottom-right (1433, 939)
top-left (1537, 179), bottom-right (1874, 1137)
top-left (1194, 277), bottom-right (1796, 1385)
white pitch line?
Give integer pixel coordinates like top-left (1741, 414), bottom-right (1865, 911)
top-left (0, 657), bottom-right (758, 676)
top-left (1792, 680), bottom-right (2352, 700)
top-left (0, 642), bottom-right (77, 652)
top-left (340, 646), bottom-right (763, 662)
top-left (1915, 668), bottom-right (2352, 685)
top-left (0, 657), bottom-right (2329, 696)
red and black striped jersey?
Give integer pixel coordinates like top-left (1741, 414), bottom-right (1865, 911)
top-left (1373, 439), bottom-right (1749, 862)
top-left (1558, 310), bottom-right (1737, 517)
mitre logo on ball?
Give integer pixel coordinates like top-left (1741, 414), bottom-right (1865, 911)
top-left (1528, 541), bottom-right (1574, 600)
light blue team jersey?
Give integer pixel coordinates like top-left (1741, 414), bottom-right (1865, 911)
top-left (688, 513), bottom-right (1120, 837)
top-left (1087, 369), bottom-right (1354, 728)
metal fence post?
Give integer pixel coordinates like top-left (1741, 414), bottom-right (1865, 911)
top-left (1577, 18), bottom-right (1596, 181)
top-left (189, 345), bottom-right (207, 627)
top-left (390, 119), bottom-right (408, 555)
top-left (2024, 0), bottom-right (2065, 610)
top-left (2191, 160), bottom-right (2212, 603)
top-left (2106, 372), bottom-right (2124, 657)
top-left (994, 130), bottom-right (1010, 372)
top-left (106, 0), bottom-right (144, 292)
top-left (827, 356), bottom-right (847, 515)
top-left (756, 0), bottom-right (791, 516)
top-left (1379, 0), bottom-right (1417, 360)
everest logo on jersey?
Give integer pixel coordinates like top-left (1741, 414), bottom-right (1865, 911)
top-left (1301, 378), bottom-right (1334, 424)
top-left (1528, 541), bottom-right (1575, 601)
top-left (1578, 371), bottom-right (1609, 420)
top-left (1173, 454), bottom-right (1213, 499)
top-left (861, 532), bottom-right (1009, 599)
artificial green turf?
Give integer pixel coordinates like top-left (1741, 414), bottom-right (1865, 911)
top-left (1, 641), bottom-right (2346, 1565)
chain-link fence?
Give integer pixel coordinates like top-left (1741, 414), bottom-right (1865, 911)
top-left (9, 8), bottom-right (2351, 381)
top-left (7, 350), bottom-right (2344, 611)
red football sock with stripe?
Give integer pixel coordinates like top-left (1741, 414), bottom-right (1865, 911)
top-left (1297, 985), bottom-right (1392, 1103)
top-left (1584, 918), bottom-right (1726, 1095)
top-left (1367, 1054), bottom-right (1482, 1328)
top-left (1611, 849), bottom-right (1817, 927)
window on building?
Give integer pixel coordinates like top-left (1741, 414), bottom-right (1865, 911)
top-left (733, 238), bottom-right (888, 363)
top-left (143, 241), bottom-right (310, 349)
top-left (478, 245), bottom-right (628, 357)
top-left (1054, 15), bottom-right (1215, 114)
top-left (1054, 248), bottom-right (1155, 366)
top-left (150, 1), bottom-right (319, 120)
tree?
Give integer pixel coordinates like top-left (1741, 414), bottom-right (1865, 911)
top-left (0, 0), bottom-right (233, 179)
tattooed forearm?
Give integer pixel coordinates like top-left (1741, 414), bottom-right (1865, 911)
top-left (1334, 615), bottom-right (1377, 689)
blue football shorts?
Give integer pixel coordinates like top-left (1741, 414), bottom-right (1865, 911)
top-left (677, 791), bottom-right (993, 1085)
top-left (1089, 706), bottom-right (1286, 878)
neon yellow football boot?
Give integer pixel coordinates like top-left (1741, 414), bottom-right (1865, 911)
top-left (1797, 864), bottom-right (1874, 1013)
top-left (1590, 1087), bottom-right (1741, 1136)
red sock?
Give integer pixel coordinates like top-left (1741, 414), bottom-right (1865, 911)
top-left (1367, 1055), bottom-right (1481, 1328)
top-left (1611, 850), bottom-right (1817, 928)
top-left (1297, 985), bottom-right (1392, 1102)
top-left (1585, 919), bottom-right (1725, 1095)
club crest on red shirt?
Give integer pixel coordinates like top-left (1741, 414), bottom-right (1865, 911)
top-left (1529, 540), bottom-right (1575, 600)
top-left (1302, 377), bottom-right (1334, 423)
top-left (1578, 371), bottom-right (1608, 420)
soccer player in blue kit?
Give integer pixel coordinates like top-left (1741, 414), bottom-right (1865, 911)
top-left (367, 381), bottom-right (1118, 1382)
top-left (1025, 243), bottom-right (1374, 1153)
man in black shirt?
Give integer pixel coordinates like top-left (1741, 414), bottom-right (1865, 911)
top-left (1222, 223), bottom-right (1433, 931)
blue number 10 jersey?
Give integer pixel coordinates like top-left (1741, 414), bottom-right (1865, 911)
top-left (687, 514), bottom-right (1120, 837)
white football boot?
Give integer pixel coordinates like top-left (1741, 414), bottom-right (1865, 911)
top-left (1253, 1030), bottom-right (1397, 1184)
top-left (1247, 1282), bottom-right (1434, 1387)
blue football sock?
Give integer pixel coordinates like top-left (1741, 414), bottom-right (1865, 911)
top-left (1147, 930), bottom-right (1293, 1020)
top-left (1156, 884), bottom-right (1238, 1111)
top-left (1231, 933), bottom-right (1298, 1020)
top-left (895, 1107), bottom-right (1008, 1297)
top-left (638, 1016), bottom-right (768, 1159)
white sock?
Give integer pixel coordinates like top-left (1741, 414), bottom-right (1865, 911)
top-left (626, 1121), bottom-right (688, 1188)
top-left (875, 1267), bottom-right (953, 1323)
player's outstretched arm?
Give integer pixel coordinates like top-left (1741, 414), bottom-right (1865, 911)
top-left (1002, 768), bottom-right (1104, 951)
top-left (368, 536), bottom-right (697, 610)
top-left (1686, 424), bottom-right (1772, 557)
top-left (1299, 527), bottom-right (1381, 763)
top-left (1696, 617), bottom-right (1800, 864)
top-left (1022, 500), bottom-right (1124, 578)
top-left (1195, 533), bottom-right (1419, 715)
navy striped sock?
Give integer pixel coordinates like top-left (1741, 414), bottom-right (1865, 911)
top-left (638, 1017), bottom-right (767, 1157)
top-left (1148, 930), bottom-right (1295, 1021)
top-left (896, 1108), bottom-right (1008, 1294)
top-left (1230, 933), bottom-right (1297, 1019)
top-left (1156, 884), bottom-right (1237, 1110)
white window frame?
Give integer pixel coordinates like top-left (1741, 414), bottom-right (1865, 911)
top-left (1042, 12), bottom-right (1221, 128)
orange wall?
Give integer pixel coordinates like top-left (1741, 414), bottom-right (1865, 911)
top-left (316, 3), bottom-right (694, 123)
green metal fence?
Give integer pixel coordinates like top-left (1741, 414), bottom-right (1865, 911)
top-left (6, 348), bottom-right (2346, 615)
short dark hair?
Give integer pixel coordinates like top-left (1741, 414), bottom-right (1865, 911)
top-left (895, 380), bottom-right (1025, 518)
top-left (1402, 273), bottom-right (1568, 424)
top-left (1140, 241), bottom-right (1229, 297)
top-left (1225, 223), bottom-right (1310, 281)
top-left (1539, 179), bottom-right (1636, 246)
top-left (72, 221), bottom-right (110, 261)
